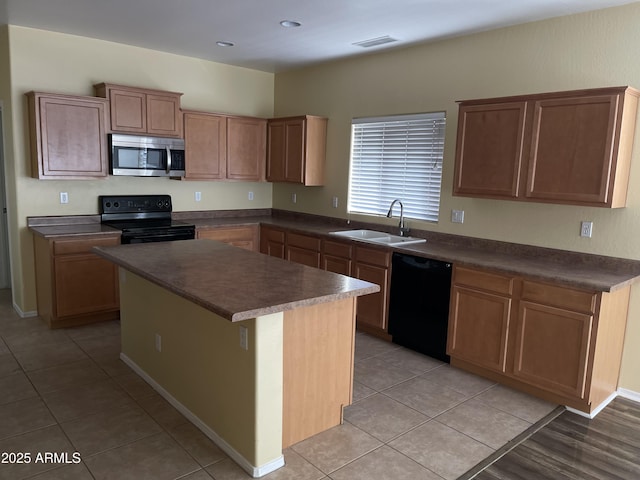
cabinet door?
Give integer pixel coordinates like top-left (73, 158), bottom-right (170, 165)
top-left (454, 102), bottom-right (527, 198)
top-left (227, 116), bottom-right (267, 181)
top-left (513, 301), bottom-right (593, 399)
top-left (108, 88), bottom-right (147, 133)
top-left (260, 226), bottom-right (286, 259)
top-left (146, 93), bottom-right (182, 137)
top-left (54, 253), bottom-right (119, 318)
top-left (322, 240), bottom-right (353, 275)
top-left (285, 119), bottom-right (305, 183)
top-left (29, 93), bottom-right (109, 179)
top-left (447, 286), bottom-right (511, 373)
top-left (184, 112), bottom-right (227, 180)
top-left (323, 255), bottom-right (351, 275)
top-left (526, 94), bottom-right (619, 205)
top-left (287, 247), bottom-right (320, 268)
top-left (267, 120), bottom-right (286, 182)
top-left (354, 262), bottom-right (389, 331)
top-left (286, 232), bottom-right (321, 268)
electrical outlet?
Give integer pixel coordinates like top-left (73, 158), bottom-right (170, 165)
top-left (239, 326), bottom-right (248, 350)
top-left (59, 192), bottom-right (69, 204)
top-left (155, 333), bottom-right (162, 352)
top-left (195, 191), bottom-right (202, 202)
top-left (581, 221), bottom-right (593, 238)
top-left (291, 193), bottom-right (297, 204)
top-left (451, 209), bottom-right (464, 223)
top-left (248, 191), bottom-right (254, 201)
top-left (332, 196), bottom-right (339, 208)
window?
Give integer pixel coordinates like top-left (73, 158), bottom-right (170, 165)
top-left (348, 112), bottom-right (446, 223)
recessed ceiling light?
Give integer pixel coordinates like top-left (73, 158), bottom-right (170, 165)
top-left (280, 20), bottom-right (301, 28)
top-left (216, 41), bottom-right (234, 47)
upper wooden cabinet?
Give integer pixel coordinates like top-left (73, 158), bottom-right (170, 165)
top-left (267, 115), bottom-right (327, 185)
top-left (183, 111), bottom-right (266, 181)
top-left (94, 83), bottom-right (183, 137)
top-left (184, 111), bottom-right (226, 180)
top-left (27, 92), bottom-right (110, 179)
top-left (454, 86), bottom-right (640, 208)
top-left (227, 116), bottom-right (267, 181)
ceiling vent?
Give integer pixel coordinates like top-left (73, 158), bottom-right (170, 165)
top-left (353, 35), bottom-right (398, 48)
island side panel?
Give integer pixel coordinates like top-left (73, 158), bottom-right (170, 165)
top-left (118, 270), bottom-right (283, 471)
top-left (282, 297), bottom-right (356, 448)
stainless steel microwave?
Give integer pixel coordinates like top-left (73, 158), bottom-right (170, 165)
top-left (108, 134), bottom-right (185, 177)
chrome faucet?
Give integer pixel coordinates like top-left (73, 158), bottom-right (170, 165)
top-left (386, 199), bottom-right (410, 236)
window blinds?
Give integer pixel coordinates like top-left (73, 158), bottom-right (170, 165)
top-left (348, 112), bottom-right (446, 223)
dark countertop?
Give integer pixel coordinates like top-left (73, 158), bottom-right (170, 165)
top-left (94, 239), bottom-right (379, 322)
top-left (28, 215), bottom-right (121, 238)
top-left (28, 210), bottom-right (640, 293)
top-left (186, 214), bottom-right (640, 292)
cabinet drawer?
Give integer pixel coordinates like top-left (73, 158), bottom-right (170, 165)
top-left (322, 239), bottom-right (352, 258)
top-left (53, 236), bottom-right (120, 255)
top-left (521, 280), bottom-right (596, 313)
top-left (262, 227), bottom-right (285, 243)
top-left (454, 266), bottom-right (514, 295)
top-left (288, 232), bottom-right (321, 251)
top-left (355, 246), bottom-right (391, 267)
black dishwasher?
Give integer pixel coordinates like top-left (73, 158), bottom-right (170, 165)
top-left (388, 252), bottom-right (452, 362)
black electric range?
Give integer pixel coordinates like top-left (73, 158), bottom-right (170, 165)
top-left (99, 195), bottom-right (195, 244)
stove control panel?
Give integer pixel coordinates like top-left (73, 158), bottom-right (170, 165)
top-left (99, 195), bottom-right (172, 215)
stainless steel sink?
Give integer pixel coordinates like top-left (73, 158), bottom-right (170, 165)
top-left (329, 229), bottom-right (426, 247)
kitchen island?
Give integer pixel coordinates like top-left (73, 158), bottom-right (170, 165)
top-left (94, 239), bottom-right (378, 478)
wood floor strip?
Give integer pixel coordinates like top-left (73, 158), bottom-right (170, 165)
top-left (457, 405), bottom-right (566, 480)
top-left (469, 397), bottom-right (640, 480)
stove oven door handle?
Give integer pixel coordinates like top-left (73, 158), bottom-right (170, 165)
top-left (166, 146), bottom-right (172, 175)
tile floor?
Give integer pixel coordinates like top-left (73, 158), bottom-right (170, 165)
top-left (0, 289), bottom-right (558, 480)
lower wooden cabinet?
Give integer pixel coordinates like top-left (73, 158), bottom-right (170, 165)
top-left (448, 267), bottom-right (513, 373)
top-left (322, 239), bottom-right (353, 276)
top-left (34, 235), bottom-right (120, 328)
top-left (196, 225), bottom-right (259, 252)
top-left (259, 227), bottom-right (391, 338)
top-left (259, 225), bottom-right (286, 259)
top-left (286, 232), bottom-right (321, 268)
top-left (448, 265), bottom-right (630, 414)
top-left (353, 246), bottom-right (391, 338)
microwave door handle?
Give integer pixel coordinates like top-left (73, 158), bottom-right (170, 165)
top-left (166, 146), bottom-right (172, 174)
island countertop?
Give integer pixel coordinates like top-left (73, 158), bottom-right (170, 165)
top-left (94, 239), bottom-right (379, 322)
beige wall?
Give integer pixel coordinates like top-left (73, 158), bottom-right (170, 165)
top-left (272, 4), bottom-right (640, 392)
top-left (3, 26), bottom-right (275, 312)
top-left (120, 270), bottom-right (283, 470)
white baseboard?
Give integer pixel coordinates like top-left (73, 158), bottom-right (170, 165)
top-left (120, 353), bottom-right (284, 478)
top-left (617, 388), bottom-right (640, 404)
top-left (13, 301), bottom-right (37, 318)
top-left (566, 391), bottom-right (618, 419)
